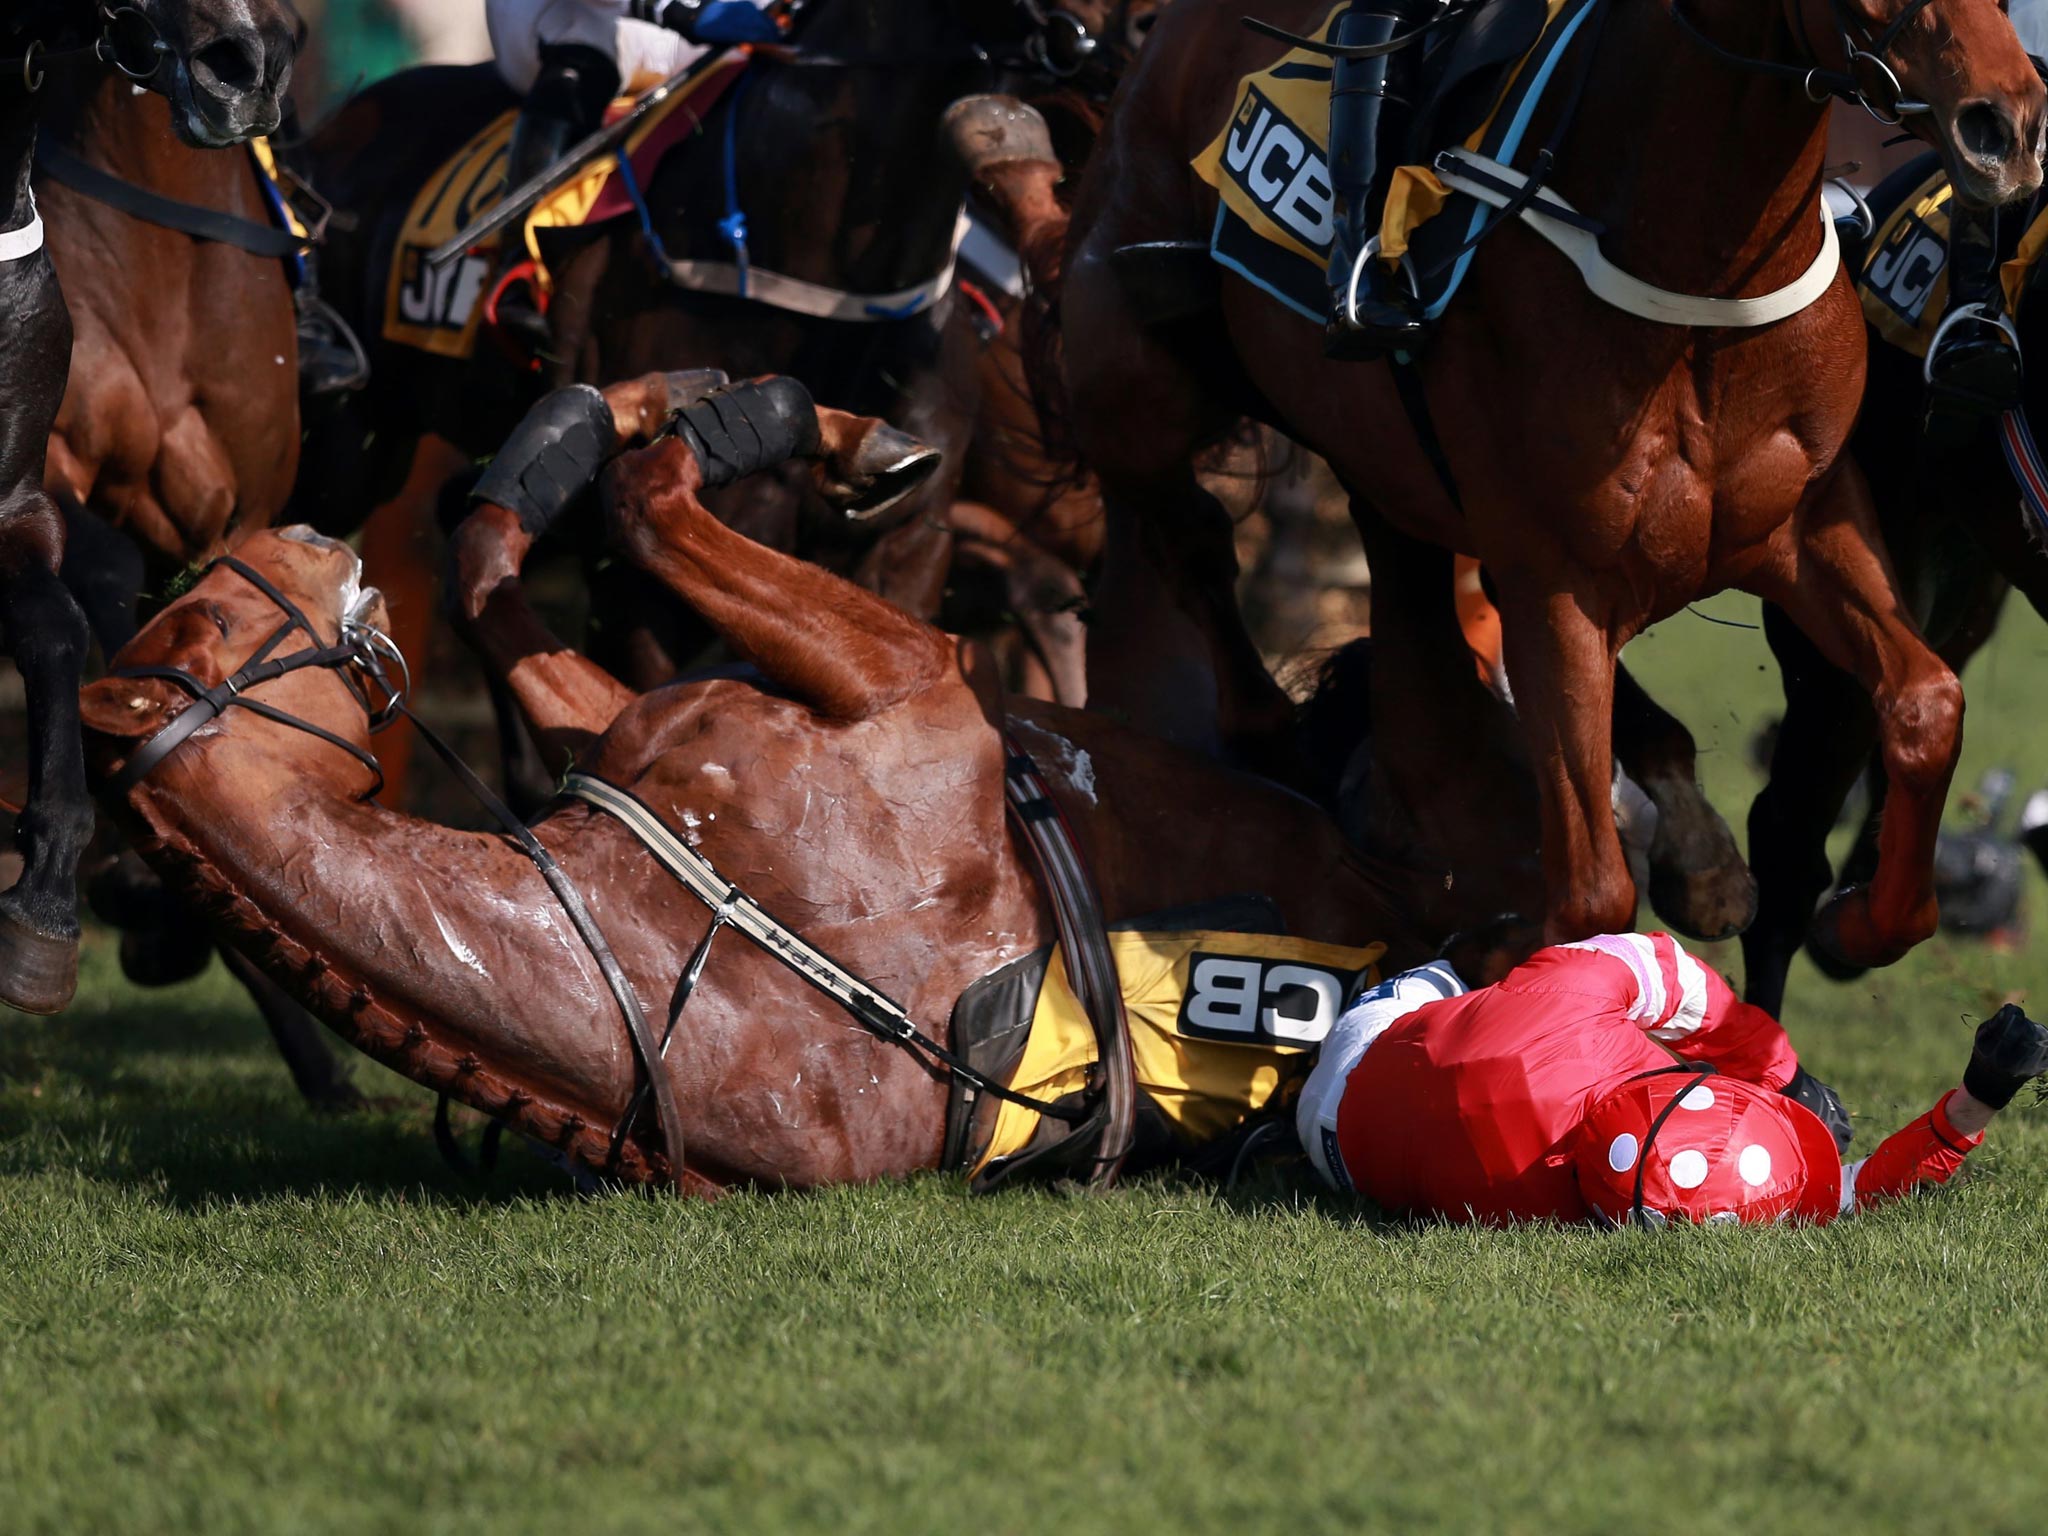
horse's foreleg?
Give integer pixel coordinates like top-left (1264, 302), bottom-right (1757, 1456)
top-left (1494, 576), bottom-right (1638, 942)
top-left (1611, 660), bottom-right (1756, 941)
top-left (1750, 470), bottom-right (1962, 970)
top-left (605, 436), bottom-right (957, 722)
top-left (0, 505), bottom-right (92, 1013)
top-left (447, 502), bottom-right (637, 766)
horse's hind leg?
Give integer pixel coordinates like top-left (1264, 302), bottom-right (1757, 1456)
top-left (0, 506), bottom-right (92, 1013)
top-left (1746, 466), bottom-right (1962, 970)
top-left (56, 500), bottom-right (145, 657)
top-left (219, 948), bottom-right (362, 1112)
top-left (1739, 604), bottom-right (1877, 1016)
top-left (1088, 469), bottom-right (1298, 770)
top-left (1611, 661), bottom-right (1757, 941)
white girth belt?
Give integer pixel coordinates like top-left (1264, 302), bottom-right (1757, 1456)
top-left (1432, 148), bottom-right (1841, 328)
top-left (0, 190), bottom-right (44, 263)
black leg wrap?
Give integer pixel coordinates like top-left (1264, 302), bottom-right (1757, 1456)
top-left (470, 383), bottom-right (616, 537)
top-left (666, 378), bottom-right (821, 489)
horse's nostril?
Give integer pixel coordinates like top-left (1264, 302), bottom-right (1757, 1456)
top-left (1957, 102), bottom-right (2018, 165)
top-left (192, 35), bottom-right (263, 96)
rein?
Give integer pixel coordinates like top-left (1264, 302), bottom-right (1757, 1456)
top-left (1664, 0), bottom-right (1939, 125)
top-left (34, 139), bottom-right (307, 258)
top-left (35, 140), bottom-right (307, 259)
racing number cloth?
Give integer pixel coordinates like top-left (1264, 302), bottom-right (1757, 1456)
top-left (1858, 160), bottom-right (2048, 358)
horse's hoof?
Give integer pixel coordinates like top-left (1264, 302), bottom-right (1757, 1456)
top-left (942, 95), bottom-right (1057, 177)
top-left (1646, 861), bottom-right (1758, 942)
top-left (0, 909), bottom-right (79, 1015)
top-left (1640, 778), bottom-right (1757, 940)
top-left (1809, 885), bottom-right (1932, 972)
top-left (818, 427), bottom-right (942, 523)
top-left (661, 369), bottom-right (728, 412)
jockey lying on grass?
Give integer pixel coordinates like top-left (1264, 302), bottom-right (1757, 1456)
top-left (1297, 930), bottom-right (2048, 1225)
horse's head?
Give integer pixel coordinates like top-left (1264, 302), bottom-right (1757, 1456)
top-left (83, 529), bottom-right (389, 804)
top-left (122, 0), bottom-right (300, 148)
top-left (1816, 0), bottom-right (2047, 206)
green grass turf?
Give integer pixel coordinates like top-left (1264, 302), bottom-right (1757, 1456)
top-left (7, 598), bottom-right (2048, 1534)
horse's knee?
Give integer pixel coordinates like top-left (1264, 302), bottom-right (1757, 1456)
top-left (1878, 663), bottom-right (1963, 792)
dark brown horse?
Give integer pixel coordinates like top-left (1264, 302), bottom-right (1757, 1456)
top-left (1744, 158), bottom-right (2048, 1015)
top-left (78, 377), bottom-right (1427, 1191)
top-left (0, 0), bottom-right (299, 1015)
top-left (1010, 0), bottom-right (2042, 964)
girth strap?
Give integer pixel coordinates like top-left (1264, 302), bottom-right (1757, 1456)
top-left (35, 140), bottom-right (305, 258)
top-left (1001, 737), bottom-right (1137, 1185)
top-left (561, 764), bottom-right (1104, 1140)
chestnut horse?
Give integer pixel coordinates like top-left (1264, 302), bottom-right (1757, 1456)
top-left (0, 0), bottom-right (299, 1015)
top-left (1022, 0), bottom-right (2043, 962)
top-left (79, 379), bottom-right (1427, 1191)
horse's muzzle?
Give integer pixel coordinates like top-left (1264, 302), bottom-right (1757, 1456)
top-left (1945, 98), bottom-right (2047, 207)
top-left (164, 25), bottom-right (294, 148)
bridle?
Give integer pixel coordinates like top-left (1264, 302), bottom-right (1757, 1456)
top-left (2, 3), bottom-right (168, 94)
top-left (111, 555), bottom-right (399, 795)
top-left (1668, 0), bottom-right (1942, 126)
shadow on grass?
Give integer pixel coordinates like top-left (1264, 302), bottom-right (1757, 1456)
top-left (2, 974), bottom-right (584, 1210)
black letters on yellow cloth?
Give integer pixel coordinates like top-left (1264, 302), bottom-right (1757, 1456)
top-left (1857, 153), bottom-right (2048, 359)
top-left (943, 896), bottom-right (1384, 1188)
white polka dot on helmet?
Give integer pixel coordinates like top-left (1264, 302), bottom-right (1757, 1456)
top-left (1571, 1073), bottom-right (1845, 1227)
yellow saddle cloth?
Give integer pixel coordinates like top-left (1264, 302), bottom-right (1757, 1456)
top-left (382, 49), bottom-right (749, 360)
top-left (971, 926), bottom-right (1384, 1177)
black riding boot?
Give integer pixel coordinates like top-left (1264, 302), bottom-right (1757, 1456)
top-left (495, 42), bottom-right (622, 348)
top-left (1926, 201), bottom-right (2022, 440)
top-left (1326, 0), bottom-right (1430, 359)
top-left (294, 255), bottom-right (369, 399)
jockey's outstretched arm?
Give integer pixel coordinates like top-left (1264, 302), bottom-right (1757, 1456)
top-left (1840, 1004), bottom-right (2048, 1217)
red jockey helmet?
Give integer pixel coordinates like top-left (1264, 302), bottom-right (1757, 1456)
top-left (1571, 1068), bottom-right (1844, 1227)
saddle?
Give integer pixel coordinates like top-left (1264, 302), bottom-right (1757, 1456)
top-left (1187, 0), bottom-right (1602, 338)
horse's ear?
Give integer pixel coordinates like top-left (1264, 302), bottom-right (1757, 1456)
top-left (79, 677), bottom-right (178, 741)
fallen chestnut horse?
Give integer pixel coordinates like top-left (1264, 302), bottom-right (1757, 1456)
top-left (81, 377), bottom-right (1428, 1191)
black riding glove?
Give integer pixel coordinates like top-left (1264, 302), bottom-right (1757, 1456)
top-left (1781, 1064), bottom-right (1853, 1154)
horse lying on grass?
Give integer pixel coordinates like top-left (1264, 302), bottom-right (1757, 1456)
top-left (81, 374), bottom-right (1439, 1194)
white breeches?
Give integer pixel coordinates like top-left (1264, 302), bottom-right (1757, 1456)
top-left (1295, 959), bottom-right (1467, 1191)
top-left (487, 0), bottom-right (709, 94)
